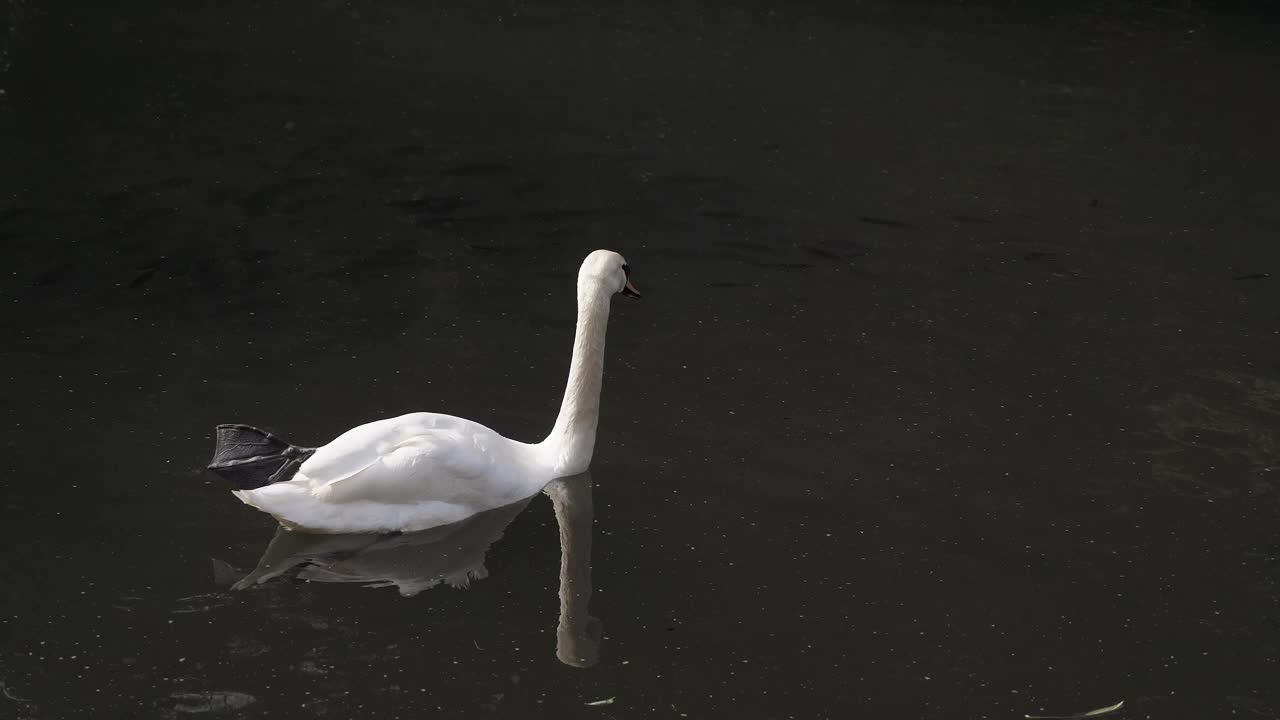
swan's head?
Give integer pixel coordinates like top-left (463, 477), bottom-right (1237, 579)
top-left (579, 249), bottom-right (641, 299)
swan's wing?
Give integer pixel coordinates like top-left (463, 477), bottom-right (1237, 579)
top-left (309, 428), bottom-right (499, 505)
top-left (297, 418), bottom-right (406, 485)
top-left (298, 413), bottom-right (459, 486)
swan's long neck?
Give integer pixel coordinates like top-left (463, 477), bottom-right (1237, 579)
top-left (542, 282), bottom-right (611, 476)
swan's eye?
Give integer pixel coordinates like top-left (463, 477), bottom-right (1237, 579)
top-left (621, 263), bottom-right (631, 277)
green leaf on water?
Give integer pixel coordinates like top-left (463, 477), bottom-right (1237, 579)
top-left (585, 697), bottom-right (616, 707)
top-left (1026, 700), bottom-right (1124, 719)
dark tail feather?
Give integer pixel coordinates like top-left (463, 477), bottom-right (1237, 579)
top-left (206, 424), bottom-right (316, 490)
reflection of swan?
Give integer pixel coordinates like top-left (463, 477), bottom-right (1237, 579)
top-left (545, 474), bottom-right (601, 668)
top-left (206, 250), bottom-right (641, 534)
top-left (227, 474), bottom-right (602, 667)
top-left (231, 496), bottom-right (534, 596)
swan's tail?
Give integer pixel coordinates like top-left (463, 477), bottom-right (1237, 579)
top-left (206, 424), bottom-right (316, 490)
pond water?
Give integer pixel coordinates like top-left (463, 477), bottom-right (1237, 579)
top-left (1, 0), bottom-right (1278, 718)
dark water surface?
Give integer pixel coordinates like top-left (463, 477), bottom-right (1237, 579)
top-left (2, 0), bottom-right (1279, 718)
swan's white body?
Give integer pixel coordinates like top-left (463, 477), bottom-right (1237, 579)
top-left (233, 413), bottom-right (548, 533)
top-left (231, 250), bottom-right (636, 534)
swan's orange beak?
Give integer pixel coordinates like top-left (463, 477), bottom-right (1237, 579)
top-left (622, 279), bottom-right (642, 298)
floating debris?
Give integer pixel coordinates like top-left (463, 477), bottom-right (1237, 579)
top-left (1, 680), bottom-right (31, 703)
top-left (585, 697), bottom-right (616, 707)
top-left (171, 592), bottom-right (233, 614)
top-left (170, 691), bottom-right (257, 714)
top-left (1026, 700), bottom-right (1124, 719)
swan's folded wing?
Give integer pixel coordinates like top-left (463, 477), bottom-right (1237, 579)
top-left (309, 431), bottom-right (495, 505)
top-left (298, 415), bottom-right (438, 486)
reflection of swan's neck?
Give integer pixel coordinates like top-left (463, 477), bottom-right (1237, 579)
top-left (542, 281), bottom-right (611, 476)
top-left (547, 476), bottom-right (598, 667)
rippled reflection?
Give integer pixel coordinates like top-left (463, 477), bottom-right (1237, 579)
top-left (545, 474), bottom-right (600, 668)
top-left (230, 473), bottom-right (600, 667)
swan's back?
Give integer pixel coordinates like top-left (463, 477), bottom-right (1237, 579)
top-left (299, 412), bottom-right (492, 484)
top-left (298, 412), bottom-right (543, 505)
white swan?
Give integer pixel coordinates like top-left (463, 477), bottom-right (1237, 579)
top-left (207, 250), bottom-right (640, 534)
